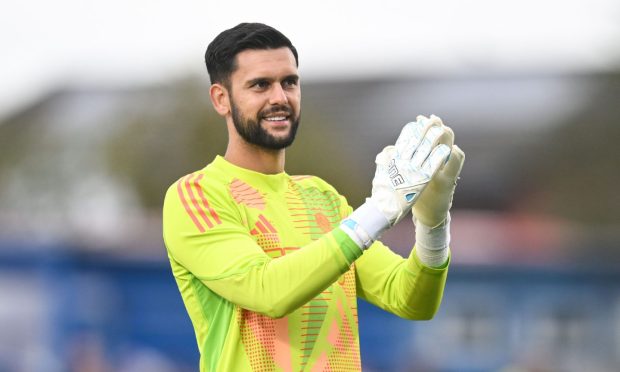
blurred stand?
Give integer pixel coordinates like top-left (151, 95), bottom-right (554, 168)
top-left (0, 73), bottom-right (619, 371)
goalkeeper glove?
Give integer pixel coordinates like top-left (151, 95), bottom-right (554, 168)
top-left (340, 116), bottom-right (452, 249)
top-left (412, 115), bottom-right (465, 228)
top-left (411, 115), bottom-right (464, 267)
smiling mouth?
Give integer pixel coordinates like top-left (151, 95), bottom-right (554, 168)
top-left (261, 105), bottom-right (293, 124)
top-left (261, 111), bottom-right (292, 127)
top-left (263, 116), bottom-right (288, 122)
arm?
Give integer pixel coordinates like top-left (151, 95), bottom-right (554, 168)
top-left (163, 181), bottom-right (362, 319)
top-left (355, 241), bottom-right (448, 320)
top-left (353, 115), bottom-right (464, 319)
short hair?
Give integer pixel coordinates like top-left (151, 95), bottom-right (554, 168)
top-left (205, 22), bottom-right (299, 86)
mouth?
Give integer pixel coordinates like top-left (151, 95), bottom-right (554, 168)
top-left (261, 112), bottom-right (291, 127)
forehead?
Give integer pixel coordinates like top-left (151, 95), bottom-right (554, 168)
top-left (231, 47), bottom-right (298, 83)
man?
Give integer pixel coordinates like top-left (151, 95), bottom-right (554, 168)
top-left (163, 22), bottom-right (464, 371)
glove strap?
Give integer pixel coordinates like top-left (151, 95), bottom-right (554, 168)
top-left (340, 219), bottom-right (373, 250)
top-left (340, 199), bottom-right (390, 250)
top-left (414, 213), bottom-right (451, 267)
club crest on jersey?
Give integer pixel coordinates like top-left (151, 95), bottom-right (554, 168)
top-left (388, 159), bottom-right (405, 187)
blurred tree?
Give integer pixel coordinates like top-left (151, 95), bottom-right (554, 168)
top-left (0, 92), bottom-right (87, 222)
top-left (104, 79), bottom-right (226, 210)
top-left (2, 73), bottom-right (618, 246)
top-left (102, 79), bottom-right (360, 210)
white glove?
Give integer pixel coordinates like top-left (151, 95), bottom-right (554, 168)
top-left (410, 115), bottom-right (464, 267)
top-left (412, 115), bottom-right (465, 228)
top-left (340, 116), bottom-right (452, 249)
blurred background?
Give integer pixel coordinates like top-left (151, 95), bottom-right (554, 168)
top-left (1, 0), bottom-right (620, 371)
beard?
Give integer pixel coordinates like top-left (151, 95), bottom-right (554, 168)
top-left (230, 100), bottom-right (300, 150)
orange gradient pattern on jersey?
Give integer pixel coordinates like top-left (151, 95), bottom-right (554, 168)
top-left (230, 178), bottom-right (266, 210)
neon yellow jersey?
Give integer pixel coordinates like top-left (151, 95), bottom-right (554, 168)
top-left (163, 155), bottom-right (449, 371)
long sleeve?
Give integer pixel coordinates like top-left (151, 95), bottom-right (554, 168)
top-left (355, 240), bottom-right (449, 320)
top-left (163, 176), bottom-right (362, 319)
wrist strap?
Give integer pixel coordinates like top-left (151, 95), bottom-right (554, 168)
top-left (414, 213), bottom-right (451, 267)
top-left (340, 219), bottom-right (373, 250)
top-left (340, 199), bottom-right (390, 251)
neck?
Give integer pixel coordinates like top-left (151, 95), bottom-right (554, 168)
top-left (224, 139), bottom-right (285, 174)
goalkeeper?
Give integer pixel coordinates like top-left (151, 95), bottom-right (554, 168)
top-left (163, 22), bottom-right (465, 372)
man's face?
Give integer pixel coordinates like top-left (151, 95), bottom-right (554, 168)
top-left (227, 48), bottom-right (301, 150)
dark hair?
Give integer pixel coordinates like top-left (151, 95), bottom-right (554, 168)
top-left (205, 23), bottom-right (299, 86)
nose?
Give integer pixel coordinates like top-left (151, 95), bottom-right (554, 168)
top-left (269, 84), bottom-right (288, 105)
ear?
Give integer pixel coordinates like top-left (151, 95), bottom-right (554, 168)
top-left (209, 83), bottom-right (230, 116)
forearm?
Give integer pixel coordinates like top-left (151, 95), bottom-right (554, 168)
top-left (198, 228), bottom-right (362, 318)
top-left (399, 247), bottom-right (449, 319)
top-left (355, 242), bottom-right (449, 320)
top-left (383, 218), bottom-right (452, 319)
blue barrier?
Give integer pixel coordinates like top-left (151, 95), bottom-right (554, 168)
top-left (0, 246), bottom-right (618, 371)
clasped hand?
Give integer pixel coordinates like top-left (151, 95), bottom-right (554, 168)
top-left (369, 115), bottom-right (465, 228)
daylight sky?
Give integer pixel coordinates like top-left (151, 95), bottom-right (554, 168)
top-left (2, 0), bottom-right (619, 118)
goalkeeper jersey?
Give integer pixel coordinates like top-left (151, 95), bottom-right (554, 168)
top-left (162, 155), bottom-right (449, 371)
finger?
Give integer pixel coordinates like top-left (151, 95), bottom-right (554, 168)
top-left (429, 114), bottom-right (455, 149)
top-left (421, 144), bottom-right (451, 177)
top-left (440, 144), bottom-right (465, 179)
top-left (418, 114), bottom-right (443, 125)
top-left (375, 145), bottom-right (396, 166)
top-left (411, 125), bottom-right (451, 167)
top-left (395, 116), bottom-right (438, 160)
top-left (429, 114), bottom-right (454, 148)
top-left (441, 125), bottom-right (455, 148)
top-left (429, 114), bottom-right (444, 126)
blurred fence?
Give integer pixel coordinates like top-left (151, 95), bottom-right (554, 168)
top-left (1, 242), bottom-right (618, 372)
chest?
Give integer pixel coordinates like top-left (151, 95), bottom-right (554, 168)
top-left (228, 178), bottom-right (343, 258)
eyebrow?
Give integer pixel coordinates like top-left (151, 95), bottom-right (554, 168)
top-left (283, 74), bottom-right (300, 82)
top-left (246, 74), bottom-right (300, 87)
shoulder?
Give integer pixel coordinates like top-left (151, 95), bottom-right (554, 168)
top-left (162, 165), bottom-right (233, 231)
top-left (164, 162), bottom-right (231, 204)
